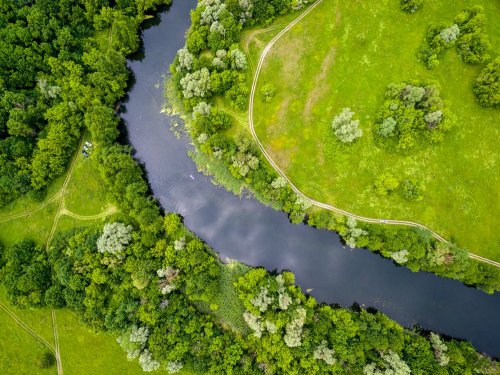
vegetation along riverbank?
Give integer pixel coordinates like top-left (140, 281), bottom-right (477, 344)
top-left (168, 0), bottom-right (500, 293)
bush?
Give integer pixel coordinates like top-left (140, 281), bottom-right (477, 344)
top-left (473, 57), bottom-right (499, 107)
top-left (374, 173), bottom-right (399, 196)
top-left (400, 0), bottom-right (422, 14)
top-left (400, 179), bottom-right (424, 201)
top-left (39, 352), bottom-right (55, 369)
top-left (260, 83), bottom-right (276, 102)
top-left (418, 6), bottom-right (490, 69)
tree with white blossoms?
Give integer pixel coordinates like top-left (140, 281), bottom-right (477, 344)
top-left (439, 24), bottom-right (460, 44)
top-left (278, 290), bottom-right (292, 310)
top-left (157, 267), bottom-right (179, 295)
top-left (430, 332), bottom-right (450, 366)
top-left (313, 340), bottom-right (336, 365)
top-left (197, 133), bottom-right (208, 144)
top-left (97, 222), bottom-right (133, 255)
top-left (230, 48), bottom-right (247, 70)
top-left (345, 217), bottom-right (368, 248)
top-left (265, 320), bottom-right (277, 334)
top-left (331, 108), bottom-right (362, 143)
top-left (192, 101), bottom-right (211, 118)
top-left (38, 78), bottom-right (61, 99)
top-left (199, 0), bottom-right (226, 25)
top-left (271, 176), bottom-right (287, 189)
top-left (391, 249), bottom-right (409, 265)
top-left (210, 21), bottom-right (225, 36)
top-left (377, 117), bottom-right (397, 137)
top-left (276, 273), bottom-right (292, 310)
top-left (139, 349), bottom-right (160, 372)
top-left (292, 0), bottom-right (314, 11)
top-left (424, 110), bottom-right (442, 128)
top-left (243, 311), bottom-right (264, 338)
top-left (284, 307), bottom-right (307, 347)
top-left (295, 195), bottom-right (312, 210)
top-left (363, 350), bottom-right (411, 375)
top-left (166, 361), bottom-right (184, 374)
top-left (251, 286), bottom-right (273, 312)
top-left (180, 68), bottom-right (211, 99)
top-left (401, 85), bottom-right (425, 106)
top-left (238, 0), bottom-right (253, 24)
top-left (174, 236), bottom-right (186, 251)
top-left (176, 47), bottom-right (194, 71)
top-left (212, 49), bottom-right (227, 69)
top-left (117, 325), bottom-right (149, 359)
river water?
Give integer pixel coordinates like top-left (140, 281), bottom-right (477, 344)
top-left (122, 0), bottom-right (500, 357)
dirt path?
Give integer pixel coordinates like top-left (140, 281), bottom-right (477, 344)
top-left (45, 138), bottom-right (85, 251)
top-left (52, 310), bottom-right (63, 375)
top-left (0, 191), bottom-right (62, 224)
top-left (59, 206), bottom-right (119, 221)
top-left (247, 0), bottom-right (500, 268)
top-left (0, 302), bottom-right (56, 353)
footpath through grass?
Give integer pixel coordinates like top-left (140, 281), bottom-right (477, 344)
top-left (251, 0), bottom-right (500, 260)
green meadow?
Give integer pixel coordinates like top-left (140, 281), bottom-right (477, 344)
top-left (251, 0), bottom-right (500, 260)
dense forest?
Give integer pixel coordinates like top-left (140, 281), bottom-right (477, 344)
top-left (169, 0), bottom-right (500, 293)
top-left (0, 0), bottom-right (165, 206)
top-left (0, 0), bottom-right (498, 374)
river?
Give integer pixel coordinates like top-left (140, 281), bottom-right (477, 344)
top-left (122, 0), bottom-right (500, 357)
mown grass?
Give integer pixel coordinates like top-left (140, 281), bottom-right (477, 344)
top-left (0, 299), bottom-right (55, 375)
top-left (0, 203), bottom-right (57, 247)
top-left (64, 154), bottom-right (110, 216)
top-left (252, 0), bottom-right (500, 260)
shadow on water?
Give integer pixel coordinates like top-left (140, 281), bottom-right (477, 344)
top-left (121, 0), bottom-right (500, 358)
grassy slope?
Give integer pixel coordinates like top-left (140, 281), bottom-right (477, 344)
top-left (252, 0), bottom-right (500, 260)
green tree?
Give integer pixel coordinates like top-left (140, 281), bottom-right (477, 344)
top-left (473, 57), bottom-right (499, 107)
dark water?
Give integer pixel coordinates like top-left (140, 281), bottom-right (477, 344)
top-left (123, 0), bottom-right (500, 357)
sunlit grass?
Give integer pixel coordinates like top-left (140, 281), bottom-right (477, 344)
top-left (252, 0), bottom-right (500, 259)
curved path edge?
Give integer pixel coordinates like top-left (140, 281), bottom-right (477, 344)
top-left (247, 0), bottom-right (500, 268)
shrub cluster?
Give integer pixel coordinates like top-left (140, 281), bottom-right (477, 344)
top-left (374, 82), bottom-right (453, 152)
top-left (418, 6), bottom-right (490, 69)
top-left (473, 57), bottom-right (499, 107)
top-left (400, 0), bottom-right (423, 14)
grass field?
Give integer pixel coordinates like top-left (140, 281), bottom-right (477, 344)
top-left (0, 287), bottom-right (159, 374)
top-left (250, 0), bottom-right (500, 260)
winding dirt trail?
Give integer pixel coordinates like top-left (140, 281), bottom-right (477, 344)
top-left (247, 0), bottom-right (500, 268)
top-left (0, 302), bottom-right (55, 353)
top-left (52, 310), bottom-right (63, 375)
